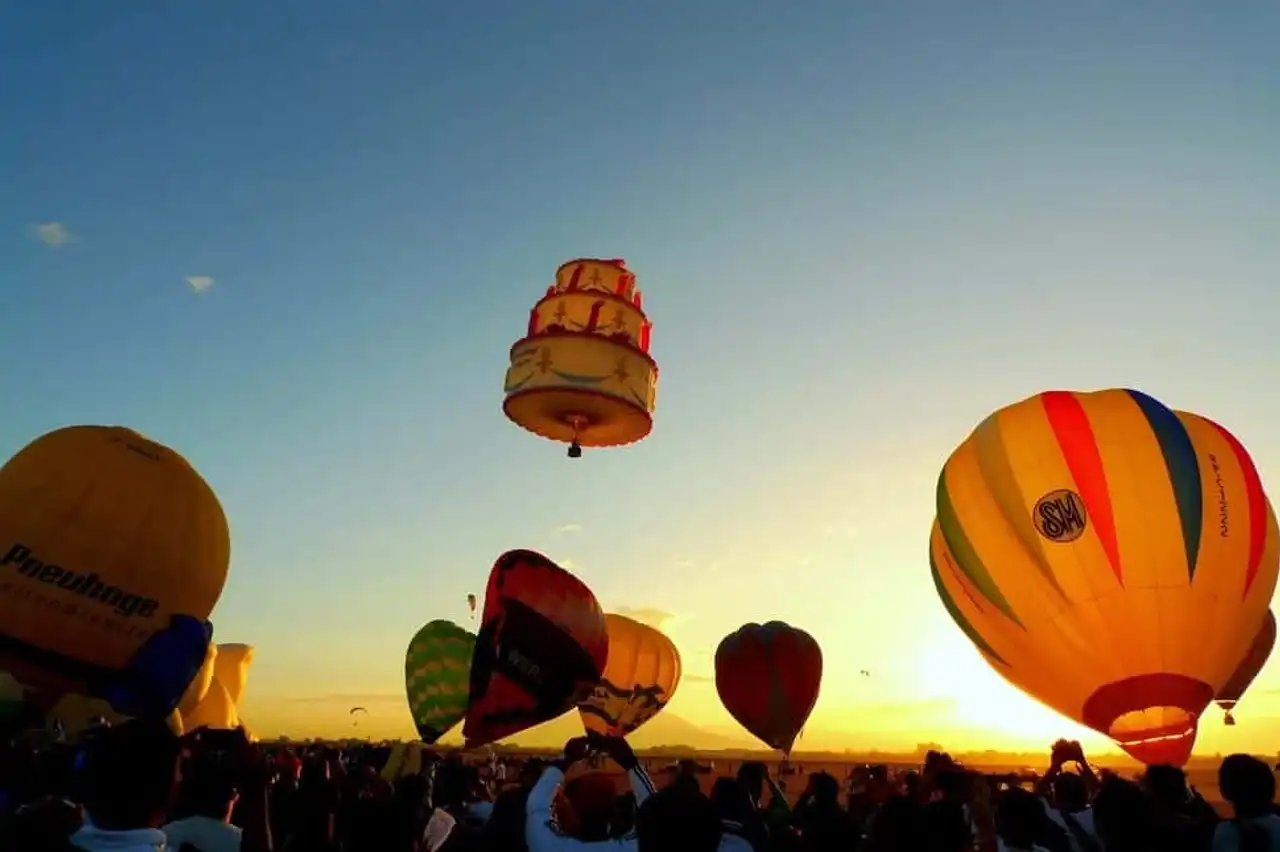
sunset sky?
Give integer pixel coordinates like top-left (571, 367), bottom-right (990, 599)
top-left (2, 2), bottom-right (1279, 755)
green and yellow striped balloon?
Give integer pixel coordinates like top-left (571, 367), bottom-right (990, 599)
top-left (404, 620), bottom-right (475, 744)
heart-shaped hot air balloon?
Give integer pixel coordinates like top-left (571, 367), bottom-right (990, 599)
top-left (1215, 610), bottom-right (1276, 725)
top-left (464, 550), bottom-right (608, 747)
top-left (405, 620), bottom-right (475, 743)
top-left (715, 621), bottom-right (822, 753)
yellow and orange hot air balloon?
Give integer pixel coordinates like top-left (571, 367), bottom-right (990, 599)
top-left (578, 614), bottom-right (681, 737)
top-left (181, 643), bottom-right (255, 735)
top-left (931, 389), bottom-right (1279, 766)
top-left (1215, 610), bottom-right (1275, 726)
top-left (502, 258), bottom-right (658, 458)
top-left (0, 426), bottom-right (229, 706)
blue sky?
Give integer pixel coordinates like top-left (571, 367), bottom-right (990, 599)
top-left (2, 1), bottom-right (1279, 746)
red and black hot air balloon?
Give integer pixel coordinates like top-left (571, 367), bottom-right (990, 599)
top-left (715, 621), bottom-right (823, 754)
top-left (1215, 610), bottom-right (1276, 725)
top-left (464, 550), bottom-right (608, 747)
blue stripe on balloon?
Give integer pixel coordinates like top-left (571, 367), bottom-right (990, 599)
top-left (1125, 389), bottom-right (1203, 580)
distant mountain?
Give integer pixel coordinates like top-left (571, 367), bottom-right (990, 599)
top-left (441, 709), bottom-right (756, 751)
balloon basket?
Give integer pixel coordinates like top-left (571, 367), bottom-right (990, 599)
top-left (1224, 712), bottom-right (1236, 726)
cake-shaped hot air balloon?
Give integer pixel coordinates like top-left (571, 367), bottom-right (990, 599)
top-left (931, 389), bottom-right (1280, 766)
top-left (404, 620), bottom-right (475, 743)
top-left (715, 621), bottom-right (822, 754)
top-left (578, 613), bottom-right (682, 737)
top-left (464, 550), bottom-right (608, 747)
top-left (1215, 610), bottom-right (1276, 726)
top-left (0, 426), bottom-right (227, 717)
top-left (503, 258), bottom-right (658, 458)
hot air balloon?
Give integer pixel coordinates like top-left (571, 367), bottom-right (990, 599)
top-left (1215, 610), bottom-right (1276, 725)
top-left (715, 622), bottom-right (822, 753)
top-left (0, 426), bottom-right (228, 714)
top-left (931, 389), bottom-right (1280, 766)
top-left (502, 258), bottom-right (659, 458)
top-left (181, 644), bottom-right (255, 734)
top-left (578, 614), bottom-right (682, 737)
top-left (405, 620), bottom-right (475, 743)
top-left (467, 594), bottom-right (478, 621)
top-left (464, 550), bottom-right (607, 747)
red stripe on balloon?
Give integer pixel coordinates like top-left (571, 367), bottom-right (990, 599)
top-left (1203, 417), bottom-right (1268, 597)
top-left (1041, 391), bottom-right (1123, 584)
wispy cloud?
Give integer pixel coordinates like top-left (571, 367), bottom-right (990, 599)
top-left (822, 505), bottom-right (860, 539)
top-left (187, 275), bottom-right (214, 294)
top-left (32, 221), bottom-right (78, 248)
top-left (683, 674), bottom-right (714, 683)
top-left (554, 523), bottom-right (583, 535)
top-left (614, 607), bottom-right (676, 628)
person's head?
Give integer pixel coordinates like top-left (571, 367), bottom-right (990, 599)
top-left (79, 718), bottom-right (182, 831)
top-left (432, 758), bottom-right (468, 810)
top-left (636, 787), bottom-right (720, 852)
top-left (1141, 764), bottom-right (1187, 811)
top-left (484, 788), bottom-right (530, 852)
top-left (1052, 770), bottom-right (1089, 812)
top-left (518, 758), bottom-right (546, 789)
top-left (807, 771), bottom-right (840, 808)
top-left (672, 772), bottom-right (702, 797)
top-left (735, 761), bottom-right (766, 805)
top-left (1219, 753), bottom-right (1276, 819)
top-left (995, 787), bottom-right (1044, 850)
top-left (866, 795), bottom-right (921, 850)
top-left (709, 777), bottom-right (751, 823)
top-left (920, 799), bottom-right (971, 852)
top-left (1093, 776), bottom-right (1154, 849)
top-left (2, 797), bottom-right (84, 852)
top-left (178, 756), bottom-right (239, 822)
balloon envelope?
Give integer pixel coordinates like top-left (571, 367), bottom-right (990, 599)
top-left (404, 620), bottom-right (475, 743)
top-left (1215, 610), bottom-right (1276, 718)
top-left (715, 621), bottom-right (822, 753)
top-left (0, 426), bottom-right (230, 700)
top-left (464, 550), bottom-right (607, 747)
top-left (932, 389), bottom-right (1280, 766)
top-left (180, 643), bottom-right (254, 732)
top-left (578, 614), bottom-right (681, 737)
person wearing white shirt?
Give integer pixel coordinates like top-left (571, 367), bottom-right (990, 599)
top-left (162, 760), bottom-right (244, 852)
top-left (1213, 754), bottom-right (1280, 852)
top-left (526, 736), bottom-right (656, 852)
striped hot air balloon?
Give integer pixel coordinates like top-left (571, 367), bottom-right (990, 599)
top-left (931, 388), bottom-right (1279, 766)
